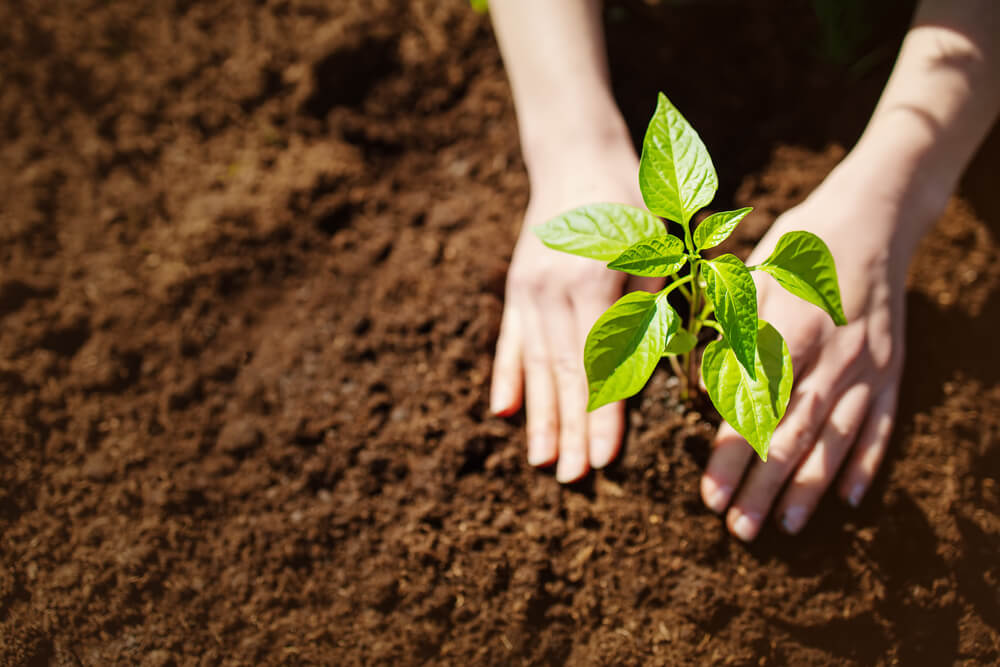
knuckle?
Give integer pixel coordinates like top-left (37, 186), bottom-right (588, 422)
top-left (839, 326), bottom-right (869, 366)
top-left (522, 351), bottom-right (549, 368)
top-left (568, 267), bottom-right (609, 290)
top-left (789, 318), bottom-right (824, 351)
top-left (872, 336), bottom-right (903, 372)
top-left (768, 419), bottom-right (814, 467)
top-left (551, 355), bottom-right (581, 376)
top-left (767, 443), bottom-right (802, 469)
top-left (507, 271), bottom-right (546, 295)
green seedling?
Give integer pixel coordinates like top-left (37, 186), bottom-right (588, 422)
top-left (533, 93), bottom-right (846, 460)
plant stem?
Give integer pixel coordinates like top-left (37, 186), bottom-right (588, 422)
top-left (681, 218), bottom-right (695, 256)
top-left (677, 282), bottom-right (693, 301)
top-left (667, 355), bottom-right (686, 393)
top-left (659, 274), bottom-right (693, 298)
top-left (685, 260), bottom-right (702, 398)
top-left (661, 273), bottom-right (696, 399)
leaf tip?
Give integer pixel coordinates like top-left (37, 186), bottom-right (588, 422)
top-left (586, 393), bottom-right (607, 413)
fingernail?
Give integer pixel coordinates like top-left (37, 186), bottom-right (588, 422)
top-left (527, 434), bottom-right (554, 467)
top-left (527, 450), bottom-right (547, 466)
top-left (702, 479), bottom-right (732, 514)
top-left (847, 482), bottom-right (866, 508)
top-left (781, 506), bottom-right (807, 534)
top-left (589, 438), bottom-right (616, 469)
top-left (730, 510), bottom-right (761, 542)
top-left (489, 390), bottom-right (509, 415)
top-left (556, 452), bottom-right (587, 484)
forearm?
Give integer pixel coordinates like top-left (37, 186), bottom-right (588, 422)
top-left (489, 0), bottom-right (631, 175)
top-left (842, 0), bottom-right (1000, 252)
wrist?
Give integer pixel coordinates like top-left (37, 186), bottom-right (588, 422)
top-left (824, 112), bottom-right (957, 257)
top-left (517, 93), bottom-right (635, 178)
top-left (851, 110), bottom-right (957, 215)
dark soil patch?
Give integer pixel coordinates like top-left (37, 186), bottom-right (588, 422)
top-left (1, 1), bottom-right (998, 664)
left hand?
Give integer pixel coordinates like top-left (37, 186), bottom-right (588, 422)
top-left (698, 163), bottom-right (927, 540)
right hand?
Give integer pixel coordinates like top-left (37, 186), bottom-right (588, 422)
top-left (490, 139), bottom-right (663, 482)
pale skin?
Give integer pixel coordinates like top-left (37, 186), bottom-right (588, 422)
top-left (489, 0), bottom-right (1000, 540)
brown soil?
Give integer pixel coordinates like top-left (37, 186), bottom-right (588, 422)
top-left (2, 1), bottom-right (998, 665)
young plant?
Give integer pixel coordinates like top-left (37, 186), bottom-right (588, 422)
top-left (533, 93), bottom-right (846, 460)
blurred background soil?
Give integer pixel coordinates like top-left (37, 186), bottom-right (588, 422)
top-left (1, 0), bottom-right (998, 664)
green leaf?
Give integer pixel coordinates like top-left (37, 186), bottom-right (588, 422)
top-left (584, 291), bottom-right (680, 410)
top-left (607, 235), bottom-right (687, 277)
top-left (755, 231), bottom-right (847, 326)
top-left (663, 329), bottom-right (697, 355)
top-left (469, 0), bottom-right (488, 12)
top-left (693, 207), bottom-right (752, 251)
top-left (638, 92), bottom-right (718, 225)
top-left (533, 203), bottom-right (665, 261)
top-left (702, 254), bottom-right (758, 378)
top-left (701, 320), bottom-right (793, 461)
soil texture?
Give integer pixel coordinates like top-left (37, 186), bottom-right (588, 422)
top-left (1, 1), bottom-right (999, 664)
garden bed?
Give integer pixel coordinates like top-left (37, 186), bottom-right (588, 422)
top-left (1, 1), bottom-right (998, 664)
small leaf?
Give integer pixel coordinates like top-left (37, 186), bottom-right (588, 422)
top-left (755, 231), bottom-right (847, 326)
top-left (693, 207), bottom-right (752, 251)
top-left (607, 235), bottom-right (687, 277)
top-left (533, 203), bottom-right (665, 261)
top-left (663, 329), bottom-right (697, 355)
top-left (701, 320), bottom-right (793, 460)
top-left (638, 92), bottom-right (718, 225)
top-left (702, 254), bottom-right (758, 378)
top-left (584, 291), bottom-right (679, 410)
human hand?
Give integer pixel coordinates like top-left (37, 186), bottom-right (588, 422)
top-left (698, 163), bottom-right (934, 540)
top-left (490, 140), bottom-right (663, 482)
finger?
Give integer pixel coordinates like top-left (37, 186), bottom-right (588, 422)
top-left (725, 381), bottom-right (831, 541)
top-left (574, 297), bottom-right (624, 469)
top-left (775, 382), bottom-right (872, 534)
top-left (520, 303), bottom-right (559, 467)
top-left (701, 422), bottom-right (753, 513)
top-left (540, 299), bottom-right (591, 483)
top-left (838, 383), bottom-right (899, 508)
top-left (703, 316), bottom-right (828, 530)
top-left (587, 402), bottom-right (623, 468)
top-left (490, 305), bottom-right (524, 416)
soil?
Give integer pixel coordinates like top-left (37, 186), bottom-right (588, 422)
top-left (1, 1), bottom-right (998, 665)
